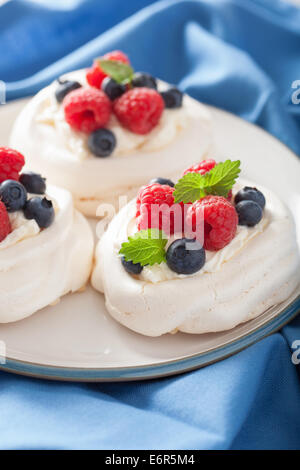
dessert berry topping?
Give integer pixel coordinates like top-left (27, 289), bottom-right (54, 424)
top-left (0, 180), bottom-right (27, 212)
top-left (86, 50), bottom-right (129, 89)
top-left (113, 88), bottom-right (164, 135)
top-left (101, 77), bottom-right (126, 101)
top-left (0, 201), bottom-right (11, 242)
top-left (19, 172), bottom-right (46, 194)
top-left (121, 257), bottom-right (143, 275)
top-left (160, 87), bottom-right (183, 109)
top-left (186, 196), bottom-right (238, 251)
top-left (149, 177), bottom-right (175, 187)
top-left (166, 238), bottom-right (206, 274)
top-left (0, 147), bottom-right (55, 234)
top-left (120, 159), bottom-right (267, 275)
top-left (235, 200), bottom-right (263, 227)
top-left (183, 159), bottom-right (216, 176)
top-left (24, 197), bottom-right (55, 229)
top-left (86, 62), bottom-right (107, 90)
top-left (0, 147), bottom-right (25, 183)
top-left (88, 128), bottom-right (116, 157)
top-left (63, 87), bottom-right (111, 133)
top-left (234, 186), bottom-right (266, 209)
top-left (136, 183), bottom-right (183, 235)
top-left (85, 52), bottom-right (186, 135)
top-left (132, 72), bottom-right (157, 89)
top-left (102, 50), bottom-right (130, 63)
top-left (55, 80), bottom-right (82, 103)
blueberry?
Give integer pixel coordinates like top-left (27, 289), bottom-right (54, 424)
top-left (24, 197), bottom-right (55, 228)
top-left (88, 128), bottom-right (116, 157)
top-left (132, 72), bottom-right (157, 89)
top-left (101, 77), bottom-right (126, 100)
top-left (235, 200), bottom-right (263, 227)
top-left (121, 257), bottom-right (143, 275)
top-left (234, 186), bottom-right (265, 209)
top-left (166, 238), bottom-right (205, 275)
top-left (149, 177), bottom-right (175, 187)
top-left (160, 87), bottom-right (183, 108)
top-left (19, 172), bottom-right (46, 194)
top-left (0, 180), bottom-right (27, 212)
top-left (55, 80), bottom-right (82, 103)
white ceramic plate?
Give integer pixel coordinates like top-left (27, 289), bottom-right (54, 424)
top-left (0, 99), bottom-right (299, 382)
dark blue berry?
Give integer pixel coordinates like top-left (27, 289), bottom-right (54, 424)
top-left (88, 128), bottom-right (116, 157)
top-left (160, 87), bottom-right (183, 108)
top-left (166, 238), bottom-right (205, 275)
top-left (55, 80), bottom-right (82, 103)
top-left (235, 200), bottom-right (263, 227)
top-left (24, 197), bottom-right (55, 228)
top-left (121, 257), bottom-right (143, 275)
top-left (149, 177), bottom-right (175, 187)
top-left (132, 72), bottom-right (157, 89)
top-left (101, 77), bottom-right (126, 100)
top-left (19, 172), bottom-right (46, 194)
top-left (234, 186), bottom-right (265, 209)
top-left (0, 180), bottom-right (27, 212)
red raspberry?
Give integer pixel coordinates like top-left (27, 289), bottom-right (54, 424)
top-left (183, 159), bottom-right (216, 176)
top-left (86, 63), bottom-right (106, 89)
top-left (0, 201), bottom-right (11, 242)
top-left (0, 147), bottom-right (25, 183)
top-left (63, 88), bottom-right (111, 133)
top-left (136, 183), bottom-right (184, 235)
top-left (86, 50), bottom-right (129, 89)
top-left (104, 50), bottom-right (129, 63)
top-left (186, 195), bottom-right (238, 251)
top-left (113, 88), bottom-right (164, 134)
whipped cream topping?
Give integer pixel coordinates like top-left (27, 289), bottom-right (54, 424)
top-left (0, 211), bottom-right (40, 250)
top-left (0, 193), bottom-right (58, 250)
top-left (10, 71), bottom-right (213, 217)
top-left (91, 179), bottom-right (300, 336)
top-left (140, 215), bottom-right (269, 283)
top-left (0, 185), bottom-right (94, 323)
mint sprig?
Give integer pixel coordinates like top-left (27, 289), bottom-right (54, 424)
top-left (119, 229), bottom-right (167, 266)
top-left (98, 59), bottom-right (134, 84)
top-left (173, 160), bottom-right (241, 203)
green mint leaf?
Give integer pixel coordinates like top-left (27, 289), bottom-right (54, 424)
top-left (98, 59), bottom-right (134, 84)
top-left (119, 229), bottom-right (168, 266)
top-left (203, 159), bottom-right (241, 197)
top-left (174, 160), bottom-right (241, 203)
top-left (173, 172), bottom-right (206, 203)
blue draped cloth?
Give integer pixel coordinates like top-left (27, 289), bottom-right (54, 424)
top-left (0, 0), bottom-right (300, 450)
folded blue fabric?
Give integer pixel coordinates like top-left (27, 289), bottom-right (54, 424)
top-left (0, 0), bottom-right (300, 450)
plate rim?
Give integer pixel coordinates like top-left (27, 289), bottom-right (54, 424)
top-left (0, 100), bottom-right (299, 382)
top-left (0, 293), bottom-right (299, 382)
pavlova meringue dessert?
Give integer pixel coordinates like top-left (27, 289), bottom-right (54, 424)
top-left (92, 158), bottom-right (300, 336)
top-left (10, 51), bottom-right (212, 217)
top-left (0, 147), bottom-right (93, 323)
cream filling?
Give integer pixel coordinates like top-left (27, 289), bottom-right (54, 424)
top-left (0, 193), bottom-right (59, 250)
top-left (140, 216), bottom-right (269, 283)
top-left (0, 211), bottom-right (40, 250)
